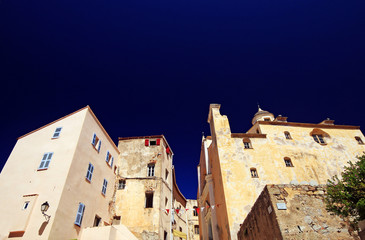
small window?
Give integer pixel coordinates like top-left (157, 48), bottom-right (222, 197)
top-left (284, 131), bottom-right (292, 140)
top-left (284, 157), bottom-right (293, 167)
top-left (355, 136), bottom-right (364, 145)
top-left (102, 179), bottom-right (108, 195)
top-left (118, 179), bottom-right (126, 190)
top-left (145, 191), bottom-right (154, 208)
top-left (244, 142), bottom-right (252, 149)
top-left (313, 134), bottom-right (325, 144)
top-left (86, 163), bottom-right (94, 182)
top-left (165, 169), bottom-right (169, 180)
top-left (75, 203), bottom-right (85, 226)
top-left (250, 168), bottom-right (258, 178)
top-left (38, 152), bottom-right (53, 170)
top-left (52, 127), bottom-right (62, 138)
top-left (145, 139), bottom-right (161, 146)
top-left (92, 133), bottom-right (101, 152)
top-left (22, 201), bottom-right (30, 210)
top-left (243, 138), bottom-right (252, 149)
top-left (165, 197), bottom-right (168, 207)
top-left (147, 164), bottom-right (155, 177)
top-left (194, 225), bottom-right (200, 234)
top-left (105, 151), bottom-right (114, 167)
top-left (193, 206), bottom-right (198, 216)
top-left (93, 215), bottom-right (101, 227)
top-left (264, 118), bottom-right (270, 121)
top-left (164, 231), bottom-right (168, 240)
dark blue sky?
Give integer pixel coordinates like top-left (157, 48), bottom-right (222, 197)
top-left (1, 0), bottom-right (365, 199)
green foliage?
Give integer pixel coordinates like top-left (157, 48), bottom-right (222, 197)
top-left (325, 154), bottom-right (365, 228)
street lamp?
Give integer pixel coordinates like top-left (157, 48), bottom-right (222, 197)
top-left (41, 202), bottom-right (51, 221)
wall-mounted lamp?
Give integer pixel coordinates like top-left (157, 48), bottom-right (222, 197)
top-left (41, 202), bottom-right (51, 221)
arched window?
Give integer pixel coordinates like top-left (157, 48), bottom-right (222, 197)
top-left (147, 163), bottom-right (155, 177)
top-left (310, 129), bottom-right (329, 145)
top-left (284, 157), bottom-right (294, 167)
top-left (355, 136), bottom-right (364, 145)
top-left (243, 138), bottom-right (252, 149)
top-left (250, 168), bottom-right (258, 178)
top-left (284, 131), bottom-right (292, 140)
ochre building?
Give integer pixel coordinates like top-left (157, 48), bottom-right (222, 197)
top-left (197, 104), bottom-right (365, 240)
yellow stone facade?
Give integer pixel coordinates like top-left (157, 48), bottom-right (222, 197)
top-left (115, 136), bottom-right (188, 240)
top-left (197, 104), bottom-right (365, 240)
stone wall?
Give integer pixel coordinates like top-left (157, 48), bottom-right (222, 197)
top-left (238, 184), bottom-right (359, 240)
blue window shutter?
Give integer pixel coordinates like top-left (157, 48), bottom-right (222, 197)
top-left (86, 163), bottom-right (94, 181)
top-left (92, 133), bottom-right (96, 145)
top-left (75, 203), bottom-right (85, 226)
top-left (38, 152), bottom-right (53, 170)
top-left (102, 179), bottom-right (108, 195)
top-left (106, 151), bottom-right (109, 163)
top-left (111, 157), bottom-right (114, 167)
top-left (38, 154), bottom-right (47, 169)
top-left (53, 127), bottom-right (62, 138)
top-left (98, 140), bottom-right (101, 152)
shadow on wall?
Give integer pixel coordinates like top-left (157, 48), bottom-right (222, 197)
top-left (38, 221), bottom-right (48, 235)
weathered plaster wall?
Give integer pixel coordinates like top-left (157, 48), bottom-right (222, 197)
top-left (237, 186), bottom-right (282, 240)
top-left (238, 185), bottom-right (359, 240)
top-left (186, 199), bottom-right (200, 240)
top-left (206, 104), bottom-right (365, 240)
top-left (115, 137), bottom-right (182, 240)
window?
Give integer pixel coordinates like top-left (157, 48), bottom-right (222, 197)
top-left (118, 179), bottom-right (126, 190)
top-left (145, 139), bottom-right (160, 146)
top-left (165, 197), bottom-right (168, 208)
top-left (313, 134), bottom-right (325, 144)
top-left (86, 163), bottom-right (94, 182)
top-left (75, 203), bottom-right (85, 226)
top-left (284, 131), bottom-right (292, 140)
top-left (264, 118), bottom-right (270, 121)
top-left (91, 133), bottom-right (101, 152)
top-left (165, 169), bottom-right (169, 180)
top-left (93, 215), bottom-right (101, 227)
top-left (355, 136), bottom-right (364, 145)
top-left (193, 206), bottom-right (198, 216)
top-left (52, 127), bottom-right (62, 138)
top-left (250, 168), bottom-right (258, 178)
top-left (164, 231), bottom-right (168, 240)
top-left (102, 179), bottom-right (108, 195)
top-left (243, 138), bottom-right (252, 149)
top-left (105, 151), bottom-right (114, 167)
top-left (145, 191), bottom-right (154, 208)
top-left (38, 152), bottom-right (53, 170)
top-left (244, 142), bottom-right (252, 149)
top-left (147, 164), bottom-right (155, 177)
top-left (179, 227), bottom-right (183, 240)
top-left (194, 225), bottom-right (200, 234)
top-left (22, 201), bottom-right (30, 210)
top-left (284, 157), bottom-right (294, 167)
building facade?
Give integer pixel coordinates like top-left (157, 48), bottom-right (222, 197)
top-left (197, 104), bottom-right (365, 240)
top-left (0, 108), bottom-right (194, 240)
top-left (114, 135), bottom-right (188, 240)
top-left (186, 199), bottom-right (200, 240)
top-left (0, 106), bottom-right (120, 240)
